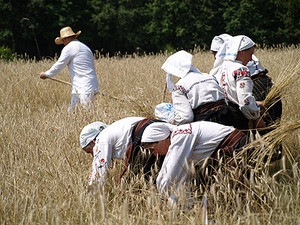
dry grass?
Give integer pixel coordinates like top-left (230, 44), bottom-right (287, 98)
top-left (0, 46), bottom-right (299, 224)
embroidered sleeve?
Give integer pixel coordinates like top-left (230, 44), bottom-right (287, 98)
top-left (172, 123), bottom-right (192, 138)
top-left (172, 90), bottom-right (194, 125)
top-left (156, 124), bottom-right (194, 204)
top-left (233, 68), bottom-right (251, 81)
top-left (173, 85), bottom-right (188, 96)
top-left (88, 142), bottom-right (112, 186)
top-left (233, 68), bottom-right (260, 120)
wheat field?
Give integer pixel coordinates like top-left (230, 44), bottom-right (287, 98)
top-left (0, 46), bottom-right (299, 224)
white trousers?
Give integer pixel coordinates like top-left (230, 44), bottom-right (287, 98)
top-left (68, 92), bottom-right (96, 111)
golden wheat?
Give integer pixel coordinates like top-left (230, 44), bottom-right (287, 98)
top-left (0, 46), bottom-right (299, 224)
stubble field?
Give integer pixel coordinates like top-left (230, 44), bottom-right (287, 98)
top-left (0, 46), bottom-right (299, 224)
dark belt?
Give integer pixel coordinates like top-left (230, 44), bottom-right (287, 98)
top-left (115, 118), bottom-right (163, 185)
top-left (251, 69), bottom-right (269, 81)
top-left (210, 129), bottom-right (246, 159)
top-left (193, 99), bottom-right (227, 115)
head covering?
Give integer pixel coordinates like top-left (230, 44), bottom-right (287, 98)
top-left (247, 55), bottom-right (264, 76)
top-left (162, 50), bottom-right (193, 78)
top-left (141, 122), bottom-right (175, 143)
top-left (210, 35), bottom-right (255, 78)
top-left (55, 26), bottom-right (81, 45)
top-left (155, 103), bottom-right (175, 123)
top-left (161, 50), bottom-right (199, 92)
top-left (222, 35), bottom-right (255, 61)
top-left (80, 122), bottom-right (108, 148)
top-left (210, 34), bottom-right (232, 52)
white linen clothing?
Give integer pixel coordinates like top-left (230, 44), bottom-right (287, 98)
top-left (80, 121), bottom-right (108, 148)
top-left (68, 93), bottom-right (95, 111)
top-left (212, 35), bottom-right (255, 69)
top-left (210, 33), bottom-right (232, 52)
top-left (141, 122), bottom-right (176, 143)
top-left (172, 71), bottom-right (226, 124)
top-left (212, 60), bottom-right (260, 119)
top-left (210, 35), bottom-right (260, 120)
top-left (247, 55), bottom-right (264, 76)
top-left (156, 121), bottom-right (235, 204)
top-left (45, 40), bottom-right (99, 95)
top-left (88, 117), bottom-right (145, 186)
top-left (162, 50), bottom-right (193, 78)
top-left (211, 34), bottom-right (263, 76)
top-left (161, 50), bottom-right (200, 92)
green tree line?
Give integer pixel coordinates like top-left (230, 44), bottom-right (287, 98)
top-left (0, 0), bottom-right (299, 59)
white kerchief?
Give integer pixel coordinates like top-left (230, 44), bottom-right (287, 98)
top-left (80, 122), bottom-right (108, 148)
top-left (166, 73), bottom-right (175, 92)
top-left (210, 35), bottom-right (255, 77)
top-left (162, 50), bottom-right (193, 92)
top-left (141, 122), bottom-right (176, 143)
top-left (224, 35), bottom-right (255, 61)
top-left (247, 55), bottom-right (264, 76)
top-left (210, 33), bottom-right (232, 52)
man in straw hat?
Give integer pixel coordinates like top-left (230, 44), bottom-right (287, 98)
top-left (140, 121), bottom-right (250, 206)
top-left (80, 117), bottom-right (166, 190)
top-left (39, 26), bottom-right (99, 110)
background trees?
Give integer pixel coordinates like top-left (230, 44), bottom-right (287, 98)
top-left (0, 0), bottom-right (299, 58)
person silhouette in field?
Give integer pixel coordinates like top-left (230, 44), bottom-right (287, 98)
top-left (39, 26), bottom-right (99, 111)
top-left (140, 121), bottom-right (250, 206)
top-left (210, 34), bottom-right (282, 128)
top-left (79, 117), bottom-right (166, 191)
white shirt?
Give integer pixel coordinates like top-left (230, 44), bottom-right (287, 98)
top-left (88, 117), bottom-right (145, 186)
top-left (156, 121), bottom-right (235, 204)
top-left (45, 40), bottom-right (99, 95)
top-left (213, 60), bottom-right (260, 120)
top-left (172, 71), bottom-right (226, 124)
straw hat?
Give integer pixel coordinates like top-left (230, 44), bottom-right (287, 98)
top-left (55, 26), bottom-right (81, 45)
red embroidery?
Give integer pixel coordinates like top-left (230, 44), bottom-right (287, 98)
top-left (101, 158), bottom-right (105, 163)
top-left (241, 71), bottom-right (245, 76)
top-left (88, 171), bottom-right (93, 181)
top-left (172, 124), bottom-right (192, 137)
top-left (234, 70), bottom-right (238, 75)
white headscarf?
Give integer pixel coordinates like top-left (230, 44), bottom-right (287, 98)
top-left (141, 122), bottom-right (176, 143)
top-left (80, 122), bottom-right (108, 148)
top-left (210, 33), bottom-right (232, 52)
top-left (162, 50), bottom-right (199, 92)
top-left (210, 35), bottom-right (255, 77)
top-left (247, 55), bottom-right (264, 76)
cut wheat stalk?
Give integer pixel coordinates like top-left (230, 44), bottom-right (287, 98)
top-left (264, 63), bottom-right (299, 108)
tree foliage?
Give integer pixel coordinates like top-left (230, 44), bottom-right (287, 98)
top-left (0, 0), bottom-right (299, 58)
